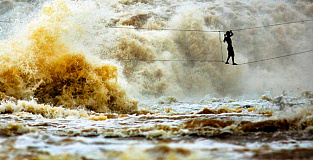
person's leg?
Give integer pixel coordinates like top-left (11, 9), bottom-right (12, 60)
top-left (232, 55), bottom-right (237, 65)
top-left (225, 55), bottom-right (230, 64)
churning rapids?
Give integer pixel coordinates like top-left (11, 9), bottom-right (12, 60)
top-left (0, 0), bottom-right (313, 159)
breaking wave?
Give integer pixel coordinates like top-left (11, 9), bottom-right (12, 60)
top-left (0, 0), bottom-right (137, 113)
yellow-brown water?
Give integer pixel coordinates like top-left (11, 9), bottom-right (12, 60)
top-left (0, 95), bottom-right (313, 159)
top-left (0, 0), bottom-right (313, 159)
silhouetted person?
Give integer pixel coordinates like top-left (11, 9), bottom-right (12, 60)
top-left (224, 30), bottom-right (237, 65)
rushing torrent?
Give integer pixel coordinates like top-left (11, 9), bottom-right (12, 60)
top-left (0, 0), bottom-right (312, 159)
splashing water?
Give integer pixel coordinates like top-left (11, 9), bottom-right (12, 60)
top-left (1, 0), bottom-right (313, 99)
top-left (0, 0), bottom-right (137, 113)
top-left (0, 0), bottom-right (313, 159)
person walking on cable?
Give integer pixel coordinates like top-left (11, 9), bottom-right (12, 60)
top-left (224, 30), bottom-right (237, 65)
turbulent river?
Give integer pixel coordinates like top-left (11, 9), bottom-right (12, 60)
top-left (0, 0), bottom-right (313, 159)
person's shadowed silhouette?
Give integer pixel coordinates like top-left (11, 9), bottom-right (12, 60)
top-left (224, 30), bottom-right (237, 65)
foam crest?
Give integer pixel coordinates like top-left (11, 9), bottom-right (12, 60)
top-left (1, 0), bottom-right (313, 104)
top-left (0, 99), bottom-right (89, 118)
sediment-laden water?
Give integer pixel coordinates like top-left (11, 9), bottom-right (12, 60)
top-left (0, 0), bottom-right (313, 159)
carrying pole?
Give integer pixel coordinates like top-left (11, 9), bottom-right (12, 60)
top-left (219, 31), bottom-right (224, 62)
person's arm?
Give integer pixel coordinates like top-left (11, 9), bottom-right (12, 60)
top-left (223, 34), bottom-right (226, 43)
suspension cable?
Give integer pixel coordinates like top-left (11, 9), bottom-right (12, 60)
top-left (108, 26), bottom-right (221, 33)
top-left (1, 19), bottom-right (312, 65)
top-left (118, 59), bottom-right (223, 62)
top-left (107, 19), bottom-right (312, 33)
top-left (113, 49), bottom-right (313, 64)
top-left (219, 31), bottom-right (224, 62)
top-left (1, 18), bottom-right (312, 33)
top-left (231, 19), bottom-right (313, 32)
top-left (237, 49), bottom-right (313, 65)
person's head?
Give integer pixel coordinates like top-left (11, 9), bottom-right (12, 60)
top-left (225, 31), bottom-right (231, 37)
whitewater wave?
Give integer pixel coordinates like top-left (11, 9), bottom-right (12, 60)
top-left (0, 0), bottom-right (137, 113)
